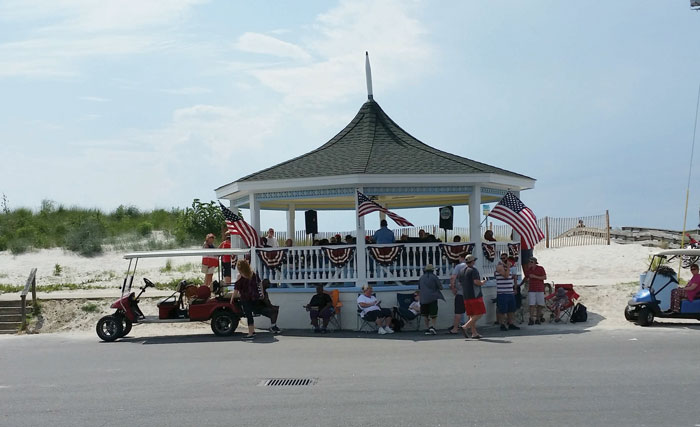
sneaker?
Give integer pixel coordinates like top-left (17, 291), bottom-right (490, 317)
top-left (429, 327), bottom-right (437, 335)
top-left (528, 319), bottom-right (534, 326)
top-left (378, 327), bottom-right (387, 335)
top-left (554, 318), bottom-right (561, 323)
top-left (242, 334), bottom-right (255, 341)
top-left (535, 319), bottom-right (541, 325)
top-left (425, 329), bottom-right (432, 335)
top-left (269, 325), bottom-right (282, 334)
top-left (321, 327), bottom-right (328, 333)
top-left (385, 326), bottom-right (395, 334)
top-left (313, 327), bottom-right (321, 333)
top-left (540, 317), bottom-right (546, 324)
top-left (500, 324), bottom-right (508, 331)
top-left (508, 324), bottom-right (520, 330)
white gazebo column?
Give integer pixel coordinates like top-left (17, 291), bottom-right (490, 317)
top-left (286, 204), bottom-right (295, 243)
top-left (355, 187), bottom-right (367, 288)
top-left (249, 193), bottom-right (260, 271)
top-left (469, 185), bottom-right (483, 273)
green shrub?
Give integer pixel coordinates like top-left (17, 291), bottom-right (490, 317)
top-left (53, 264), bottom-right (62, 276)
top-left (137, 221), bottom-right (153, 237)
top-left (0, 236), bottom-right (7, 252)
top-left (64, 217), bottom-right (105, 257)
top-left (160, 259), bottom-right (173, 272)
top-left (81, 302), bottom-right (99, 313)
top-left (9, 239), bottom-right (28, 255)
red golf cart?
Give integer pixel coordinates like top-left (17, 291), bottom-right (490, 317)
top-left (96, 248), bottom-right (249, 342)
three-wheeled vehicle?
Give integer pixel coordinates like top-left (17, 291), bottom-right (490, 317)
top-left (96, 248), bottom-right (249, 341)
top-left (625, 248), bottom-right (700, 326)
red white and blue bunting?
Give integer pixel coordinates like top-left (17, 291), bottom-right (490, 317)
top-left (367, 245), bottom-right (404, 266)
top-left (439, 244), bottom-right (475, 264)
top-left (482, 243), bottom-right (496, 262)
top-left (507, 243), bottom-right (520, 260)
top-left (256, 248), bottom-right (288, 270)
top-left (322, 246), bottom-right (355, 268)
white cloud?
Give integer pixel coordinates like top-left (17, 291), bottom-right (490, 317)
top-left (235, 32), bottom-right (312, 61)
top-left (79, 96), bottom-right (110, 102)
top-left (161, 86), bottom-right (213, 95)
top-left (239, 0), bottom-right (432, 108)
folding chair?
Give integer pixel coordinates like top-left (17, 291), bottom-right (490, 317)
top-left (326, 289), bottom-right (343, 331)
top-left (545, 284), bottom-right (580, 323)
top-left (357, 293), bottom-right (379, 332)
top-left (394, 292), bottom-right (421, 331)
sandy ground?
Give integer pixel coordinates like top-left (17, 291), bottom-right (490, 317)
top-left (1, 242), bottom-right (698, 337)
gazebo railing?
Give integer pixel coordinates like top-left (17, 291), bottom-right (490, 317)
top-left (254, 241), bottom-right (520, 288)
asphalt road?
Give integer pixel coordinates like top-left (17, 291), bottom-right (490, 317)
top-left (1, 325), bottom-right (699, 427)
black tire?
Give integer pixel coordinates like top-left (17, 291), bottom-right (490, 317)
top-left (624, 306), bottom-right (637, 322)
top-left (96, 315), bottom-right (124, 342)
top-left (211, 311), bottom-right (237, 337)
top-left (119, 317), bottom-right (132, 338)
top-left (637, 306), bottom-right (654, 327)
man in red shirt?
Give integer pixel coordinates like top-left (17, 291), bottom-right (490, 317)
top-left (524, 257), bottom-right (547, 325)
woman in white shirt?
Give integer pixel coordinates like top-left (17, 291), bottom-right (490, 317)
top-left (357, 285), bottom-right (394, 334)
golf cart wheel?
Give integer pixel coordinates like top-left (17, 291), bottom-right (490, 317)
top-left (624, 306), bottom-right (637, 322)
top-left (637, 306), bottom-right (654, 327)
top-left (96, 315), bottom-right (124, 342)
top-left (119, 316), bottom-right (132, 338)
top-left (211, 311), bottom-right (237, 337)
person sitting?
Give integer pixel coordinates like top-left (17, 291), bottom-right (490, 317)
top-left (357, 285), bottom-right (394, 334)
top-left (305, 283), bottom-right (334, 333)
top-left (670, 263), bottom-right (700, 313)
top-left (551, 287), bottom-right (568, 322)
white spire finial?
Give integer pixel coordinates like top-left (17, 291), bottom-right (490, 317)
top-left (365, 51), bottom-right (373, 100)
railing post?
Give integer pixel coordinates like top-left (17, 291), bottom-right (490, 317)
top-left (606, 210), bottom-right (611, 245)
top-left (545, 216), bottom-right (550, 248)
top-left (20, 295), bottom-right (26, 331)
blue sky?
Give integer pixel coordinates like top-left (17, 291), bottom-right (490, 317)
top-left (1, 0), bottom-right (699, 233)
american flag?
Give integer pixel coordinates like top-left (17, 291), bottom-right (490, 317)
top-left (357, 191), bottom-right (413, 227)
top-left (488, 192), bottom-right (544, 250)
top-left (219, 203), bottom-right (262, 248)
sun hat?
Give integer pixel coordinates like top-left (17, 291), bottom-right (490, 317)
top-left (465, 254), bottom-right (477, 262)
top-left (425, 264), bottom-right (434, 271)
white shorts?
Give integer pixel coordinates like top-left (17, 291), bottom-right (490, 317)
top-left (528, 291), bottom-right (545, 306)
top-left (201, 265), bottom-right (217, 274)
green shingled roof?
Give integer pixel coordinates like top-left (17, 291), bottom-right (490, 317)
top-left (237, 99), bottom-right (532, 182)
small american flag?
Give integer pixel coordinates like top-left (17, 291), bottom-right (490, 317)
top-left (488, 192), bottom-right (544, 250)
top-left (357, 191), bottom-right (413, 227)
top-left (219, 202), bottom-right (262, 248)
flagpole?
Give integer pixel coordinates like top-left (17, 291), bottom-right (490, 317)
top-left (679, 82), bottom-right (700, 273)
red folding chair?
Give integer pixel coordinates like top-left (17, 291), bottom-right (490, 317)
top-left (545, 284), bottom-right (580, 323)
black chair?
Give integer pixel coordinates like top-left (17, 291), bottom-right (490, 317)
top-left (394, 292), bottom-right (421, 331)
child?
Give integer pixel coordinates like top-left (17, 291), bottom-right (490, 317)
top-left (408, 292), bottom-right (421, 316)
top-left (552, 287), bottom-right (568, 322)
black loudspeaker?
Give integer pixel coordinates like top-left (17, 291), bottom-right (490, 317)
top-left (305, 210), bottom-right (318, 235)
top-left (439, 206), bottom-right (453, 230)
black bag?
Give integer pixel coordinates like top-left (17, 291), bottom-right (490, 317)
top-left (570, 303), bottom-right (587, 323)
top-left (390, 308), bottom-right (405, 332)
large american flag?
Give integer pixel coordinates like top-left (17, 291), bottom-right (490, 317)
top-left (357, 191), bottom-right (413, 227)
top-left (219, 203), bottom-right (262, 248)
top-left (488, 191), bottom-right (544, 249)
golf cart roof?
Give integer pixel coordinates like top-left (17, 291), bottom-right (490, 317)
top-left (653, 249), bottom-right (700, 257)
top-left (124, 248), bottom-right (250, 260)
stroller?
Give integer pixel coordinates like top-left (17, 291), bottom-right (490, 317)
top-left (544, 283), bottom-right (580, 323)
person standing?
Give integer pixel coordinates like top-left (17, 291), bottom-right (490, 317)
top-left (218, 230), bottom-right (236, 285)
top-left (448, 253), bottom-right (467, 334)
top-left (524, 257), bottom-right (547, 325)
top-left (373, 219), bottom-right (395, 244)
top-left (230, 259), bottom-right (262, 340)
top-left (418, 264), bottom-right (444, 335)
top-left (459, 254), bottom-right (486, 339)
top-left (201, 233), bottom-right (218, 289)
top-left (266, 228), bottom-right (279, 247)
top-left (495, 253), bottom-right (519, 331)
